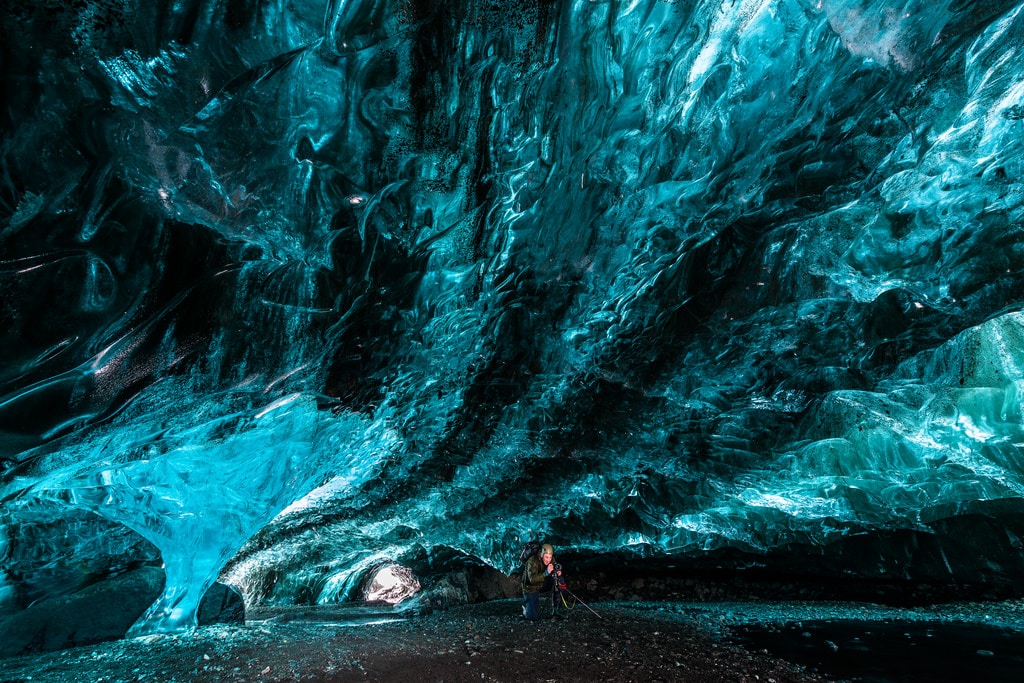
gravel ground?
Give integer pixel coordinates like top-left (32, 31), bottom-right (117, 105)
top-left (666, 597), bottom-right (1024, 634)
top-left (0, 599), bottom-right (835, 683)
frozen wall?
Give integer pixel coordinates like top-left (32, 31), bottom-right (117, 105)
top-left (3, 0), bottom-right (1024, 634)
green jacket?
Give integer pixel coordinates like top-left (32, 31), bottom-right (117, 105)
top-left (522, 554), bottom-right (549, 594)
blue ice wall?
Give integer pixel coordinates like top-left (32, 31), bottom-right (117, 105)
top-left (3, 0), bottom-right (1024, 633)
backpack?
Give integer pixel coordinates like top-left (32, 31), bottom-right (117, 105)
top-left (518, 540), bottom-right (541, 564)
top-left (516, 540), bottom-right (541, 585)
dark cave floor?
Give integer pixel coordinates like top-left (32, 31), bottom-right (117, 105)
top-left (3, 597), bottom-right (1024, 682)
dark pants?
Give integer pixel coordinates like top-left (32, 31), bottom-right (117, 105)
top-left (522, 590), bottom-right (542, 620)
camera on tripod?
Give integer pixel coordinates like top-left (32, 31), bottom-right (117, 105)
top-left (549, 562), bottom-right (566, 591)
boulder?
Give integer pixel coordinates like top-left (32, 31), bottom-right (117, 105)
top-left (0, 566), bottom-right (244, 658)
top-left (466, 565), bottom-right (520, 601)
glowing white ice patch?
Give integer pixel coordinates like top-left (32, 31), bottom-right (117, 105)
top-left (364, 564), bottom-right (421, 604)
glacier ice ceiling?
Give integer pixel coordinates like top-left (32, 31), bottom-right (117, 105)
top-left (3, 0), bottom-right (1024, 636)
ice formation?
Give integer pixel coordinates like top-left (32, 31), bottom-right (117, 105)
top-left (3, 0), bottom-right (1024, 634)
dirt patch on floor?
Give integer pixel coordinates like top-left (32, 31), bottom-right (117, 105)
top-left (0, 599), bottom-right (837, 682)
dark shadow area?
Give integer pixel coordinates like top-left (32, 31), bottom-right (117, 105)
top-left (730, 620), bottom-right (1024, 683)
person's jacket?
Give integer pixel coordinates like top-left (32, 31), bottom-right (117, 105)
top-left (522, 554), bottom-right (550, 594)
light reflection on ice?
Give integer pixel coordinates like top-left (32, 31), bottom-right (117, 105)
top-left (4, 0), bottom-right (1024, 638)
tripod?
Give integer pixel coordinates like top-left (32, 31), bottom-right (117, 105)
top-left (550, 576), bottom-right (603, 619)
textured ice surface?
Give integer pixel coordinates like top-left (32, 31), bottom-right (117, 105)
top-left (3, 0), bottom-right (1024, 633)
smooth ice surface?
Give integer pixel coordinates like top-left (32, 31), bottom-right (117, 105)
top-left (3, 0), bottom-right (1024, 633)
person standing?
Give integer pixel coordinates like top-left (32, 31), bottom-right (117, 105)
top-left (522, 543), bottom-right (560, 621)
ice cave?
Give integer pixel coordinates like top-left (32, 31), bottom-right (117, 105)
top-left (3, 0), bottom-right (1024, 679)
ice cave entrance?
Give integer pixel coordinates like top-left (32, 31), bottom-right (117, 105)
top-left (363, 564), bottom-right (421, 605)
